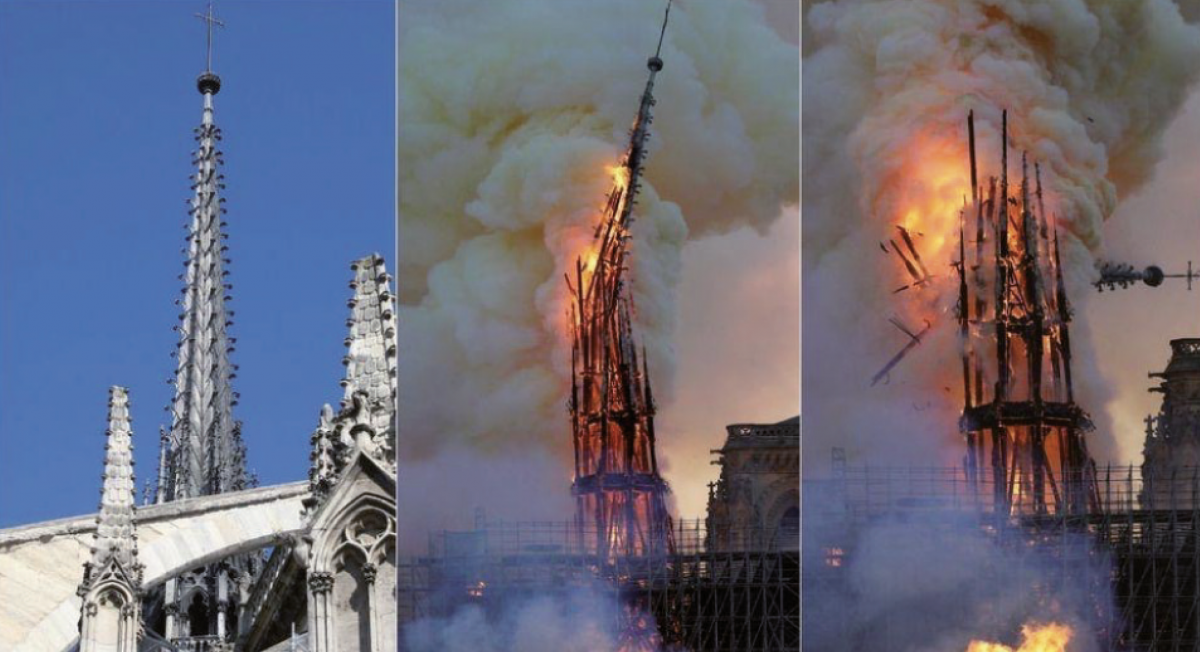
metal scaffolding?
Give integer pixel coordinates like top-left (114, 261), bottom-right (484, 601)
top-left (397, 519), bottom-right (799, 651)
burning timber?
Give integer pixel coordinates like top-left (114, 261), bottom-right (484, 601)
top-left (396, 422), bottom-right (799, 651)
top-left (873, 110), bottom-right (1100, 515)
top-left (566, 1), bottom-right (674, 562)
top-left (399, 4), bottom-right (802, 650)
top-left (957, 110), bottom-right (1099, 516)
top-left (815, 111), bottom-right (1200, 651)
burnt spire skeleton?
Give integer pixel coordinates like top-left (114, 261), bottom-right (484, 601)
top-left (567, 0), bottom-right (675, 561)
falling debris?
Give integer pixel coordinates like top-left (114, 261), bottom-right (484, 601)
top-left (870, 317), bottom-right (932, 387)
top-left (889, 226), bottom-right (934, 293)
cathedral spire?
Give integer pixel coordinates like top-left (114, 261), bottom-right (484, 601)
top-left (613, 0), bottom-right (670, 238)
top-left (91, 387), bottom-right (140, 574)
top-left (341, 254), bottom-right (398, 435)
top-left (160, 1), bottom-right (243, 502)
top-left (566, 1), bottom-right (674, 561)
top-left (78, 387), bottom-right (143, 652)
top-left (306, 254), bottom-right (397, 509)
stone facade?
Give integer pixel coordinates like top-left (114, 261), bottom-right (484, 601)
top-left (1142, 338), bottom-right (1200, 507)
top-left (706, 417), bottom-right (800, 552)
top-left (0, 8), bottom-right (398, 648)
top-left (0, 255), bottom-right (395, 652)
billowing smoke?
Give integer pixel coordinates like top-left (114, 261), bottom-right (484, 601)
top-left (803, 506), bottom-right (1108, 651)
top-left (403, 584), bottom-right (678, 652)
top-left (398, 0), bottom-right (798, 528)
top-left (802, 0), bottom-right (1200, 470)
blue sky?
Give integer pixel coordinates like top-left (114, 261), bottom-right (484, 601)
top-left (0, 0), bottom-right (394, 526)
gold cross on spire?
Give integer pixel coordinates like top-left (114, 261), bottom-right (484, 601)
top-left (195, 2), bottom-right (225, 73)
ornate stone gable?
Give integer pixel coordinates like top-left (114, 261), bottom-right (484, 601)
top-left (301, 451), bottom-right (397, 652)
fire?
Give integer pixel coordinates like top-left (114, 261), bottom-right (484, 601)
top-left (889, 132), bottom-right (971, 272)
top-left (966, 622), bottom-right (1073, 652)
top-left (608, 163), bottom-right (630, 193)
top-left (560, 163), bottom-right (631, 343)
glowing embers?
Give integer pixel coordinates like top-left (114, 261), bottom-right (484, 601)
top-left (967, 622), bottom-right (1073, 652)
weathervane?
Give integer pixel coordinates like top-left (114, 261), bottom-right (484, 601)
top-left (195, 2), bottom-right (225, 73)
top-left (1094, 260), bottom-right (1196, 292)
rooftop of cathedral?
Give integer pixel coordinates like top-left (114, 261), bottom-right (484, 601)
top-left (720, 416), bottom-right (801, 449)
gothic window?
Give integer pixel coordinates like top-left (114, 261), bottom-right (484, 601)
top-left (187, 592), bottom-right (210, 636)
top-left (334, 550), bottom-right (371, 652)
top-left (94, 591), bottom-right (125, 645)
top-left (310, 493), bottom-right (396, 652)
top-left (777, 506), bottom-right (800, 550)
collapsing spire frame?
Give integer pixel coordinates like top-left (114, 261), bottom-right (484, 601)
top-left (957, 110), bottom-right (1099, 515)
top-left (567, 1), bottom-right (674, 561)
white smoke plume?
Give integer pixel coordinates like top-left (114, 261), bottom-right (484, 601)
top-left (803, 506), bottom-right (1108, 651)
top-left (403, 585), bottom-right (679, 652)
top-left (802, 0), bottom-right (1200, 470)
top-left (398, 0), bottom-right (798, 498)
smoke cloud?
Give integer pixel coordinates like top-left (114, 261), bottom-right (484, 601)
top-left (803, 503), bottom-right (1108, 651)
top-left (403, 585), bottom-right (676, 652)
top-left (802, 0), bottom-right (1200, 470)
top-left (398, 0), bottom-right (798, 514)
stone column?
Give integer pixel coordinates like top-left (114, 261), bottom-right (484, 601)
top-left (119, 603), bottom-right (139, 650)
top-left (362, 563), bottom-right (379, 652)
top-left (164, 578), bottom-right (179, 638)
top-left (216, 571), bottom-right (229, 638)
top-left (307, 571), bottom-right (335, 652)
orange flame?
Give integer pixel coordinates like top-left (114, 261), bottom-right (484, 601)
top-left (888, 132), bottom-right (971, 287)
top-left (966, 622), bottom-right (1073, 652)
top-left (876, 129), bottom-right (973, 428)
top-left (562, 164), bottom-right (634, 339)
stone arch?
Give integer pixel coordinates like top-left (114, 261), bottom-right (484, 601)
top-left (139, 491), bottom-right (308, 589)
top-left (313, 494), bottom-right (395, 572)
top-left (94, 592), bottom-right (123, 641)
top-left (2, 482), bottom-right (307, 652)
top-left (760, 479), bottom-right (799, 550)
